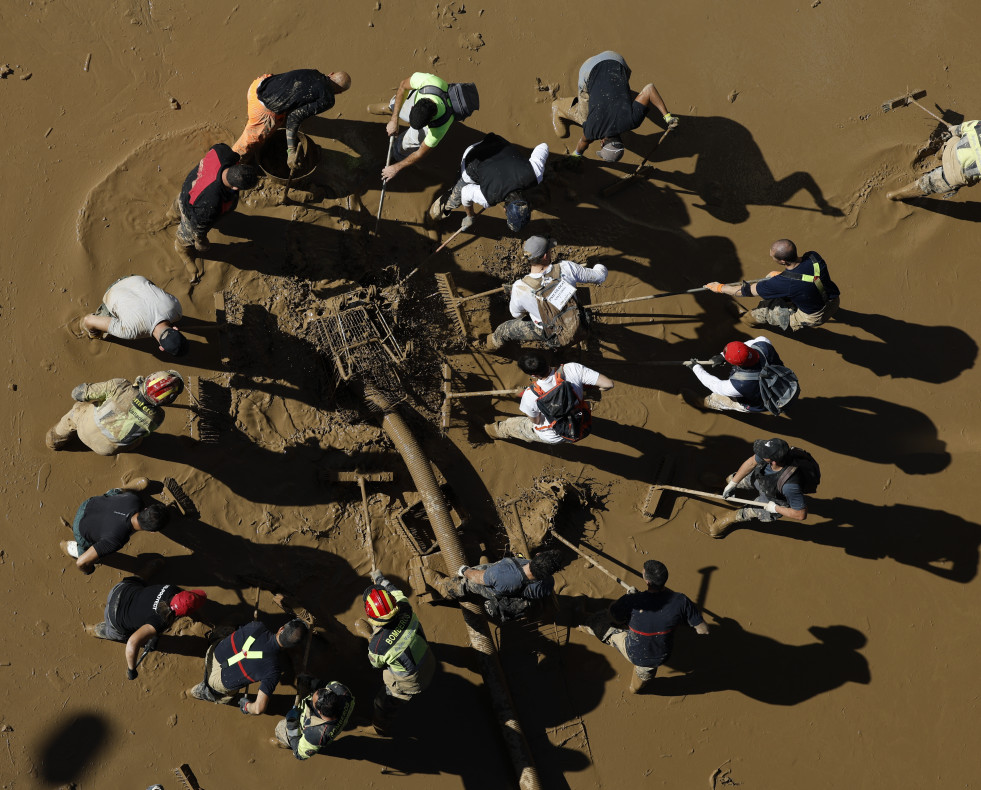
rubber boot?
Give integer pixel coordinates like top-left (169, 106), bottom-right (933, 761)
top-left (121, 475), bottom-right (149, 492)
top-left (84, 623), bottom-right (111, 640)
top-left (484, 332), bottom-right (503, 352)
top-left (174, 238), bottom-right (200, 283)
top-left (367, 102), bottom-right (393, 116)
top-left (679, 389), bottom-right (710, 411)
top-left (886, 181), bottom-right (925, 201)
top-left (483, 423), bottom-right (500, 440)
top-left (552, 103), bottom-right (570, 138)
top-left (629, 672), bottom-right (651, 694)
top-left (704, 508), bottom-right (747, 539)
top-left (45, 429), bottom-right (70, 451)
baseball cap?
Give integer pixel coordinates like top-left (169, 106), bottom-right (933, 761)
top-left (158, 327), bottom-right (189, 357)
top-left (523, 236), bottom-right (557, 260)
top-left (169, 589), bottom-right (207, 617)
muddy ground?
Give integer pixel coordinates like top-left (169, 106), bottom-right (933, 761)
top-left (2, 1), bottom-right (980, 788)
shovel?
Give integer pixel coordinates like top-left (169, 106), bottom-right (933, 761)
top-left (587, 279), bottom-right (763, 312)
top-left (550, 530), bottom-right (637, 593)
top-left (373, 136), bottom-right (396, 235)
top-left (651, 483), bottom-right (762, 509)
top-left (600, 125), bottom-right (675, 197)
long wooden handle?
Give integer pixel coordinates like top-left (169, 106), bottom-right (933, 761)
top-left (550, 531), bottom-right (636, 592)
top-left (588, 279), bottom-right (763, 310)
top-left (653, 484), bottom-right (759, 508)
top-left (358, 476), bottom-right (376, 573)
top-left (455, 285), bottom-right (508, 304)
top-left (447, 386), bottom-right (525, 399)
top-left (432, 205), bottom-right (486, 254)
top-left (634, 124), bottom-right (675, 171)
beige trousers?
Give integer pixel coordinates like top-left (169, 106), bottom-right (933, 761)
top-left (50, 403), bottom-right (127, 456)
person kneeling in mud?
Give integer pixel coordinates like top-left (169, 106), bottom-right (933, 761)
top-left (426, 550), bottom-right (563, 622)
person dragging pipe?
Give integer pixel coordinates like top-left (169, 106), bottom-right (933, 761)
top-left (577, 559), bottom-right (709, 694)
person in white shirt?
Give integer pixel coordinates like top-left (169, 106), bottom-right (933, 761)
top-left (485, 352), bottom-right (613, 444)
top-left (80, 276), bottom-right (187, 357)
top-left (430, 133), bottom-right (549, 233)
top-left (486, 236), bottom-right (608, 351)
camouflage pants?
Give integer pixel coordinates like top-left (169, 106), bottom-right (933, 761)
top-left (491, 318), bottom-right (547, 346)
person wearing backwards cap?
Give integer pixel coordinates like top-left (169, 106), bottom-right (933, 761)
top-left (551, 50), bottom-right (678, 162)
top-left (430, 132), bottom-right (549, 233)
top-left (45, 370), bottom-right (185, 455)
top-left (189, 618), bottom-right (308, 715)
top-left (485, 236), bottom-right (609, 351)
top-left (85, 573), bottom-right (206, 681)
top-left (356, 570), bottom-right (438, 736)
top-left (682, 336), bottom-right (782, 413)
top-left (701, 437), bottom-right (810, 538)
top-left (79, 275), bottom-right (188, 356)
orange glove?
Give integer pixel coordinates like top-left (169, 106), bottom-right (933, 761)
top-left (704, 282), bottom-right (724, 293)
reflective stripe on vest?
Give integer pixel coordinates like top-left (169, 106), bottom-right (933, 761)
top-left (227, 635), bottom-right (263, 666)
top-left (963, 123), bottom-right (981, 177)
top-left (381, 612), bottom-right (423, 669)
top-left (795, 261), bottom-right (826, 299)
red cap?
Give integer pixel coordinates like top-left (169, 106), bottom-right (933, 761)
top-left (170, 589), bottom-right (207, 617)
top-left (723, 341), bottom-right (759, 367)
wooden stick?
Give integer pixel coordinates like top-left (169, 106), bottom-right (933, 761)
top-left (550, 531), bottom-right (637, 592)
top-left (653, 483), bottom-right (760, 508)
top-left (432, 205), bottom-right (485, 255)
top-left (588, 279), bottom-right (763, 310)
top-left (358, 476), bottom-right (377, 573)
top-left (600, 125), bottom-right (675, 197)
top-left (447, 386), bottom-right (525, 399)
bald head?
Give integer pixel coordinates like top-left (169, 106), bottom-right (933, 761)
top-left (329, 71), bottom-right (352, 93)
top-left (770, 239), bottom-right (798, 263)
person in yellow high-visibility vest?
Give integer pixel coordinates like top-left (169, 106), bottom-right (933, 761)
top-left (888, 120), bottom-right (981, 201)
top-left (188, 619), bottom-right (307, 714)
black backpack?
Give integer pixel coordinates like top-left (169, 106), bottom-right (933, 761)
top-left (732, 360), bottom-right (800, 415)
top-left (418, 82), bottom-right (480, 126)
top-left (531, 366), bottom-right (592, 442)
top-left (773, 447), bottom-right (821, 494)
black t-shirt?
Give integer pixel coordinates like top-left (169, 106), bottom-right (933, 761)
top-left (755, 251), bottom-right (841, 314)
top-left (77, 490), bottom-right (140, 557)
top-left (179, 143), bottom-right (240, 230)
top-left (609, 588), bottom-right (703, 667)
top-left (213, 621), bottom-right (282, 696)
top-left (112, 578), bottom-right (177, 634)
top-left (257, 69), bottom-right (335, 133)
top-left (583, 60), bottom-right (646, 141)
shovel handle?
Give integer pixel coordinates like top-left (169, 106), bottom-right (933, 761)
top-left (550, 531), bottom-right (637, 593)
top-left (588, 279), bottom-right (763, 310)
top-left (432, 205), bottom-right (485, 255)
top-left (653, 484), bottom-right (760, 508)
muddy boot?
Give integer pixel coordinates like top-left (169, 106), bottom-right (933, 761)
top-left (629, 672), bottom-right (651, 694)
top-left (372, 691), bottom-right (403, 736)
top-left (483, 423), bottom-right (500, 440)
top-left (174, 238), bottom-right (201, 283)
top-left (425, 569), bottom-right (466, 599)
top-left (84, 623), bottom-right (111, 640)
top-left (552, 103), bottom-right (570, 138)
top-left (120, 475), bottom-right (149, 492)
top-left (886, 181), bottom-right (925, 201)
top-left (188, 682), bottom-right (218, 702)
top-left (679, 389), bottom-right (710, 411)
top-left (429, 195), bottom-right (448, 221)
top-left (193, 234), bottom-right (211, 252)
top-left (703, 508), bottom-right (747, 539)
top-left (367, 101), bottom-right (393, 115)
top-left (45, 429), bottom-right (70, 451)
top-left (483, 332), bottom-right (503, 352)
top-left (269, 736), bottom-right (290, 749)
top-left (354, 618), bottom-right (373, 639)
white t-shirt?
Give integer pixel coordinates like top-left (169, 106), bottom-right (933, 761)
top-left (103, 276), bottom-right (182, 340)
top-left (460, 143), bottom-right (550, 208)
top-left (509, 260), bottom-right (609, 323)
top-left (519, 363), bottom-right (599, 444)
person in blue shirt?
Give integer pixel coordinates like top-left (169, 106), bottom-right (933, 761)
top-left (704, 239), bottom-right (841, 331)
top-left (705, 437), bottom-right (810, 538)
top-left (579, 559), bottom-right (709, 693)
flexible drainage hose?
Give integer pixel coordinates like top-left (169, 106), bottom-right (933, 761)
top-left (367, 391), bottom-right (542, 790)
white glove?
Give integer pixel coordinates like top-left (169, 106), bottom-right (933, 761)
top-left (764, 501), bottom-right (779, 513)
top-left (460, 215), bottom-right (474, 232)
top-left (722, 481), bottom-right (738, 499)
top-left (71, 384), bottom-right (87, 402)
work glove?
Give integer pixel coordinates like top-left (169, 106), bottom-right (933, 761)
top-left (663, 112), bottom-right (679, 128)
top-left (239, 696), bottom-right (251, 714)
top-left (126, 667), bottom-right (138, 681)
top-left (457, 565), bottom-right (469, 578)
top-left (71, 384), bottom-right (87, 402)
top-left (704, 281), bottom-right (724, 293)
top-left (626, 586), bottom-right (638, 595)
top-left (722, 481), bottom-right (738, 499)
top-left (682, 358), bottom-right (699, 369)
top-left (764, 501), bottom-right (779, 513)
top-left (460, 215), bottom-right (474, 232)
top-left (709, 354), bottom-right (726, 367)
top-left (370, 569), bottom-right (385, 585)
top-left (286, 147), bottom-right (299, 170)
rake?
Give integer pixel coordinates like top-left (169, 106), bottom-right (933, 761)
top-left (433, 272), bottom-right (507, 338)
top-left (441, 362), bottom-right (524, 431)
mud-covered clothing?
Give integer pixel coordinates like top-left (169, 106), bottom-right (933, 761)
top-left (608, 589), bottom-right (703, 668)
top-left (519, 363), bottom-right (599, 444)
top-left (367, 584), bottom-right (433, 678)
top-left (101, 276), bottom-right (182, 340)
top-left (755, 252), bottom-right (840, 316)
top-left (474, 558), bottom-right (553, 599)
top-left (456, 136), bottom-right (549, 208)
top-left (212, 622), bottom-right (283, 697)
top-left (692, 336), bottom-right (780, 412)
top-left (582, 56), bottom-right (646, 141)
top-left (748, 454), bottom-right (806, 510)
top-left (104, 577), bottom-right (177, 638)
top-left (71, 378), bottom-right (166, 447)
top-left (508, 261), bottom-right (608, 323)
top-left (72, 488), bottom-right (139, 556)
top-left (179, 144), bottom-right (240, 238)
top-left (279, 679), bottom-right (355, 760)
top-left (257, 70), bottom-right (336, 151)
top-left (943, 120), bottom-right (981, 186)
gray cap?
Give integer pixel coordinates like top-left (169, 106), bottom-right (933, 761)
top-left (523, 235), bottom-right (557, 260)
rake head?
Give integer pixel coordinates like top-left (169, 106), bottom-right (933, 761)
top-left (433, 272), bottom-right (469, 338)
top-left (882, 88), bottom-right (927, 113)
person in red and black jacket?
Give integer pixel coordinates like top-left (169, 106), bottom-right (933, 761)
top-left (173, 143), bottom-right (258, 281)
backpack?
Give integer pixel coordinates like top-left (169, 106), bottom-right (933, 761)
top-left (418, 82), bottom-right (480, 126)
top-left (732, 360), bottom-right (800, 415)
top-left (777, 447), bottom-right (821, 494)
top-left (531, 365), bottom-right (592, 442)
top-left (523, 272), bottom-right (582, 348)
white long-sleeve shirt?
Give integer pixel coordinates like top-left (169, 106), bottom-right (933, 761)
top-left (509, 260), bottom-right (609, 324)
top-left (692, 336), bottom-right (770, 398)
top-left (460, 142), bottom-right (550, 208)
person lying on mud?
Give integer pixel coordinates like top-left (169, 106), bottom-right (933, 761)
top-left (46, 370), bottom-right (184, 455)
top-left (704, 239), bottom-right (841, 333)
top-left (551, 50), bottom-right (677, 162)
top-left (79, 275), bottom-right (187, 356)
top-left (887, 119), bottom-right (981, 201)
top-left (429, 132), bottom-right (549, 234)
top-left (85, 572), bottom-right (206, 681)
top-left (231, 68), bottom-right (352, 163)
top-left (426, 550), bottom-right (563, 622)
top-left (173, 144), bottom-right (259, 282)
top-left (485, 235), bottom-right (608, 352)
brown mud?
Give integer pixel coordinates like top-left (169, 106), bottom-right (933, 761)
top-left (2, 2), bottom-right (980, 789)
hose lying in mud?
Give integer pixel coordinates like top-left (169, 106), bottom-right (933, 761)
top-left (367, 390), bottom-right (542, 790)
